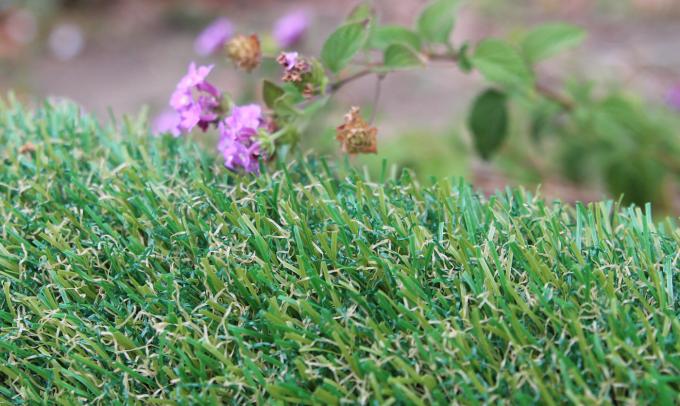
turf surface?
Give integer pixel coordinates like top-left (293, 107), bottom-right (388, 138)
top-left (1, 97), bottom-right (679, 404)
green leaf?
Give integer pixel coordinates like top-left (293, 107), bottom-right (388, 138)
top-left (522, 23), bottom-right (586, 63)
top-left (347, 2), bottom-right (377, 50)
top-left (381, 44), bottom-right (423, 71)
top-left (468, 89), bottom-right (509, 160)
top-left (347, 2), bottom-right (375, 23)
top-left (321, 21), bottom-right (370, 74)
top-left (262, 80), bottom-right (285, 109)
top-left (472, 39), bottom-right (534, 87)
top-left (270, 85), bottom-right (304, 117)
top-left (416, 0), bottom-right (459, 44)
top-left (370, 25), bottom-right (422, 51)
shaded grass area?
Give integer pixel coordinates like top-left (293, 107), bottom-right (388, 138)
top-left (1, 97), bottom-right (679, 404)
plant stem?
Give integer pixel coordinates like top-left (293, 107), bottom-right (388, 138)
top-left (535, 83), bottom-right (575, 111)
top-left (330, 69), bottom-right (374, 92)
top-left (328, 52), bottom-right (575, 111)
top-left (370, 75), bottom-right (385, 124)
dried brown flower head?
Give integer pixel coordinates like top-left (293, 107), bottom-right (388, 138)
top-left (276, 52), bottom-right (310, 83)
top-left (226, 34), bottom-right (261, 72)
top-left (336, 106), bottom-right (378, 154)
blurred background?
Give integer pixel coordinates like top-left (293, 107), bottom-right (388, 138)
top-left (2, 0), bottom-right (680, 213)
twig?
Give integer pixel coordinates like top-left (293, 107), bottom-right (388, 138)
top-left (429, 51), bottom-right (576, 110)
top-left (535, 82), bottom-right (575, 111)
top-left (424, 52), bottom-right (459, 62)
top-left (328, 52), bottom-right (575, 111)
top-left (370, 75), bottom-right (385, 124)
top-left (330, 69), bottom-right (374, 92)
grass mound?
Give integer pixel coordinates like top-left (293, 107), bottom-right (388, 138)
top-left (1, 98), bottom-right (679, 404)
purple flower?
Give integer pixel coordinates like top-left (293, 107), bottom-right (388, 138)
top-left (273, 10), bottom-right (309, 49)
top-left (170, 62), bottom-right (222, 133)
top-left (280, 52), bottom-right (298, 71)
top-left (174, 63), bottom-right (214, 92)
top-left (152, 110), bottom-right (181, 137)
top-left (218, 104), bottom-right (266, 173)
top-left (194, 17), bottom-right (233, 56)
top-left (667, 84), bottom-right (680, 111)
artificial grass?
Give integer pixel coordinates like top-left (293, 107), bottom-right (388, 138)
top-left (1, 97), bottom-right (679, 405)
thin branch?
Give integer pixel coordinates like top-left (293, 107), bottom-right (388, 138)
top-left (535, 82), bottom-right (575, 111)
top-left (329, 69), bottom-right (374, 92)
top-left (424, 52), bottom-right (459, 62)
top-left (370, 75), bottom-right (385, 124)
top-left (427, 51), bottom-right (576, 110)
top-left (327, 52), bottom-right (575, 113)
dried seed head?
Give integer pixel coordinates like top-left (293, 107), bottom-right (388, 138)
top-left (226, 34), bottom-right (261, 72)
top-left (276, 52), bottom-right (310, 83)
top-left (336, 106), bottom-right (378, 154)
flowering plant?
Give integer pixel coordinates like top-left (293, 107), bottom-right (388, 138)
top-left (157, 1), bottom-right (679, 208)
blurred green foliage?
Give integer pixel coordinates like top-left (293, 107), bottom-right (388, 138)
top-left (301, 123), bottom-right (462, 178)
